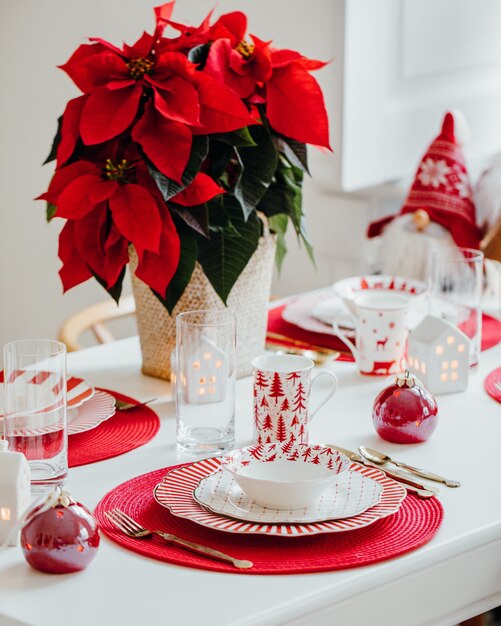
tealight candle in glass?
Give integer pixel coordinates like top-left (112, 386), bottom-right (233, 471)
top-left (175, 311), bottom-right (236, 455)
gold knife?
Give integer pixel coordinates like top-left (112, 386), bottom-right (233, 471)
top-left (326, 444), bottom-right (438, 498)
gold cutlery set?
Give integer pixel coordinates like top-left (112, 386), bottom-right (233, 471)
top-left (265, 334), bottom-right (340, 366)
top-left (328, 444), bottom-right (460, 498)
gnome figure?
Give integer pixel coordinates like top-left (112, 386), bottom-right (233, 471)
top-left (367, 112), bottom-right (482, 281)
top-left (476, 151), bottom-right (501, 263)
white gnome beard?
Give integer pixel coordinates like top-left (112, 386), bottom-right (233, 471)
top-left (475, 151), bottom-right (501, 232)
top-left (377, 215), bottom-right (458, 281)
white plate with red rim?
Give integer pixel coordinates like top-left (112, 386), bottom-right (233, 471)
top-left (220, 443), bottom-right (351, 510)
top-left (5, 390), bottom-right (116, 437)
top-left (67, 390), bottom-right (116, 435)
top-left (0, 372), bottom-right (95, 417)
top-left (153, 457), bottom-right (406, 537)
top-left (193, 467), bottom-right (383, 524)
top-left (282, 290), bottom-right (351, 336)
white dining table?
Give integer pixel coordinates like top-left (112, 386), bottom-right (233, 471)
top-left (0, 326), bottom-right (500, 626)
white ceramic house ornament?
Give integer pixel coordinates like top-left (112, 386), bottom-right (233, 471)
top-left (185, 336), bottom-right (228, 404)
top-left (407, 315), bottom-right (470, 395)
top-left (0, 440), bottom-right (31, 546)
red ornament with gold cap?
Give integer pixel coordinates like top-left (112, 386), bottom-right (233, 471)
top-left (372, 371), bottom-right (438, 444)
top-left (21, 488), bottom-right (100, 574)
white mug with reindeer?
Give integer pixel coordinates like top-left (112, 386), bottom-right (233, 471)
top-left (333, 292), bottom-right (411, 376)
top-left (252, 354), bottom-right (338, 445)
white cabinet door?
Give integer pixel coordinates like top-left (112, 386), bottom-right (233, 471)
top-left (314, 0), bottom-right (501, 192)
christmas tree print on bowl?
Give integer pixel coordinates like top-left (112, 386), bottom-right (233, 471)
top-left (220, 442), bottom-right (351, 510)
top-left (252, 354), bottom-right (338, 445)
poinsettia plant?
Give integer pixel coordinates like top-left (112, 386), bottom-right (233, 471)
top-left (39, 2), bottom-right (330, 311)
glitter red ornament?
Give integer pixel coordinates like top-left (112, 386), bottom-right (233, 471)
top-left (372, 371), bottom-right (438, 444)
top-left (21, 488), bottom-right (100, 574)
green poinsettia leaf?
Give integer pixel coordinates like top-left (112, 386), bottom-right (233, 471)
top-left (268, 213), bottom-right (288, 273)
top-left (234, 125), bottom-right (278, 220)
top-left (187, 43), bottom-right (211, 67)
top-left (46, 202), bottom-right (57, 222)
top-left (153, 226), bottom-right (198, 314)
top-left (259, 158), bottom-right (314, 268)
top-left (212, 127), bottom-right (257, 147)
top-left (206, 140), bottom-right (235, 179)
top-left (43, 116), bottom-right (63, 165)
top-left (148, 135), bottom-right (209, 201)
top-left (278, 136), bottom-right (310, 174)
top-left (170, 203), bottom-right (210, 238)
top-left (92, 267), bottom-right (126, 305)
top-left (198, 196), bottom-right (261, 303)
top-left (258, 157), bottom-right (303, 221)
top-left (297, 217), bottom-right (316, 268)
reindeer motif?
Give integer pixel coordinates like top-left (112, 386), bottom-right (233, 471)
top-left (376, 337), bottom-right (389, 350)
top-left (373, 360), bottom-right (397, 374)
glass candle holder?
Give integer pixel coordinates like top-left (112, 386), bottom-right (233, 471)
top-left (175, 311), bottom-right (236, 455)
top-left (428, 248), bottom-right (484, 368)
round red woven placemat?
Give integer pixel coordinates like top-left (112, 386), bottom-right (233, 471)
top-left (484, 367), bottom-right (501, 403)
top-left (481, 314), bottom-right (501, 351)
top-left (69, 389), bottom-right (160, 467)
top-left (94, 465), bottom-right (444, 575)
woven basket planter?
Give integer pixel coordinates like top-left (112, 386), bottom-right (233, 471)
top-left (129, 232), bottom-right (276, 380)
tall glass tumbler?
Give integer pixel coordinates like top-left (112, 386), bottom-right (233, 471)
top-left (428, 248), bottom-right (484, 368)
top-left (3, 340), bottom-right (68, 492)
top-left (175, 311), bottom-right (236, 454)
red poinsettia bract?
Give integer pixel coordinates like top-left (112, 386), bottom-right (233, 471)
top-left (57, 29), bottom-right (256, 179)
top-left (166, 7), bottom-right (331, 149)
top-left (40, 153), bottom-right (224, 296)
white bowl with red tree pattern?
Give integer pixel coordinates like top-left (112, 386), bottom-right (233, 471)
top-left (220, 443), bottom-right (351, 510)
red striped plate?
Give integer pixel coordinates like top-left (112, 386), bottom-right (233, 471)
top-left (68, 390), bottom-right (116, 435)
top-left (0, 373), bottom-right (94, 415)
top-left (6, 390), bottom-right (116, 437)
top-left (153, 458), bottom-right (406, 537)
top-left (67, 377), bottom-right (95, 408)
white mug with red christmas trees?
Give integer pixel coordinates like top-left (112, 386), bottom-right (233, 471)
top-left (252, 355), bottom-right (338, 445)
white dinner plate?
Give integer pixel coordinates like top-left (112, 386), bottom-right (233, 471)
top-left (282, 290), bottom-right (353, 336)
top-left (153, 457), bottom-right (406, 537)
top-left (67, 390), bottom-right (116, 435)
top-left (4, 390), bottom-right (116, 437)
top-left (192, 467), bottom-right (383, 524)
top-left (282, 288), bottom-right (428, 336)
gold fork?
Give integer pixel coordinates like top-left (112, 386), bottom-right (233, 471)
top-left (104, 509), bottom-right (253, 569)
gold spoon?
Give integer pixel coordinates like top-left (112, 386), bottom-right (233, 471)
top-left (358, 446), bottom-right (461, 488)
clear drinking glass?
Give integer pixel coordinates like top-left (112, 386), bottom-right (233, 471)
top-left (428, 248), bottom-right (484, 368)
top-left (3, 340), bottom-right (68, 492)
top-left (175, 311), bottom-right (236, 455)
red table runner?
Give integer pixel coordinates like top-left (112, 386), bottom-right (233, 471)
top-left (69, 389), bottom-right (160, 467)
top-left (95, 464), bottom-right (444, 575)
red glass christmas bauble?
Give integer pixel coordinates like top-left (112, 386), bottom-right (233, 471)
top-left (372, 371), bottom-right (438, 444)
top-left (21, 489), bottom-right (100, 574)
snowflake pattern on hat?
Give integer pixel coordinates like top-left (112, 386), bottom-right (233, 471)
top-left (367, 112), bottom-right (481, 251)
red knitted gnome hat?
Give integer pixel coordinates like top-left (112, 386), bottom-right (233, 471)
top-left (367, 112), bottom-right (481, 250)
